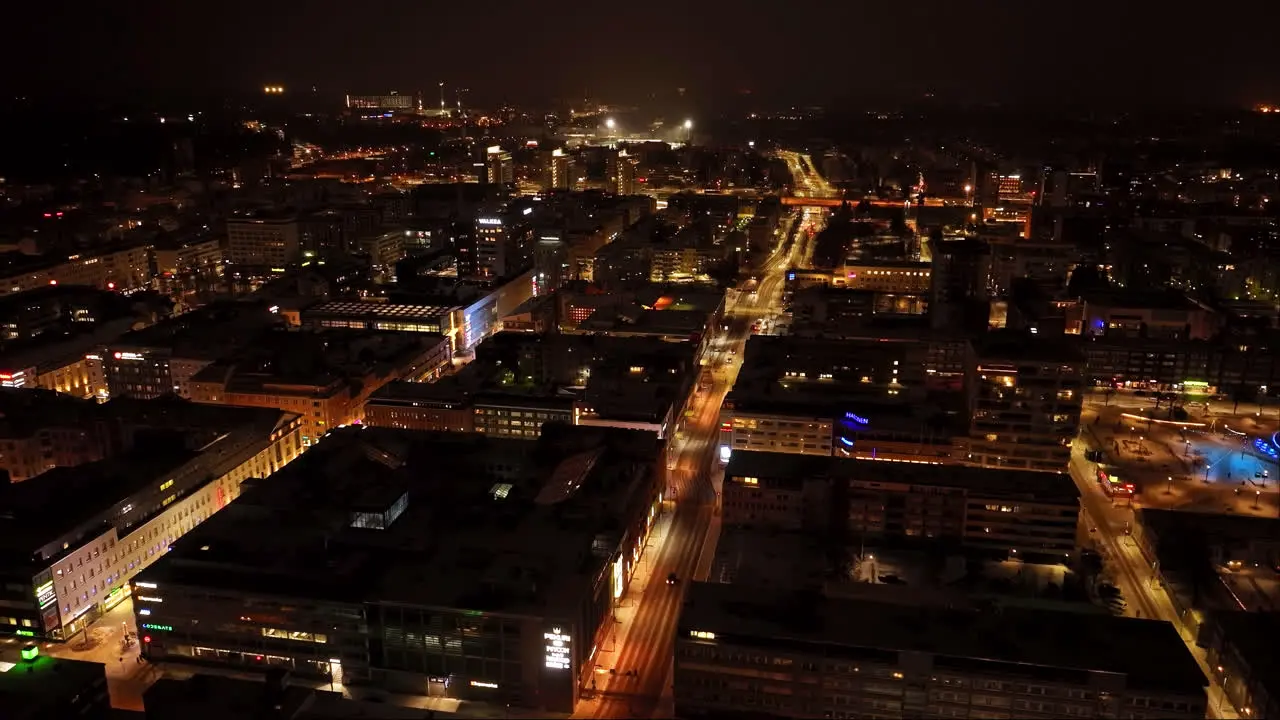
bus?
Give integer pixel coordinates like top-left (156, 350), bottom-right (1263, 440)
top-left (1097, 468), bottom-right (1135, 498)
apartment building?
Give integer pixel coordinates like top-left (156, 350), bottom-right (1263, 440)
top-left (966, 332), bottom-right (1084, 474)
top-left (0, 390), bottom-right (110, 483)
top-left (0, 243), bottom-right (152, 297)
top-left (364, 380), bottom-right (475, 432)
top-left (0, 401), bottom-right (303, 641)
top-left (721, 398), bottom-right (835, 458)
top-left (723, 451), bottom-right (1081, 560)
top-left (473, 392), bottom-right (575, 439)
top-left (675, 583), bottom-right (1208, 720)
top-left (841, 261), bottom-right (932, 294)
top-left (102, 302), bottom-right (283, 400)
top-left (189, 329), bottom-right (449, 446)
top-left (226, 214), bottom-right (301, 268)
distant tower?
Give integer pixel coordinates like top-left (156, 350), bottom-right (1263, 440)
top-left (486, 146), bottom-right (513, 186)
top-left (606, 150), bottom-right (636, 195)
top-left (548, 149), bottom-right (574, 191)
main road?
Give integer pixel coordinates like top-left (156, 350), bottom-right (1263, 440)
top-left (1067, 442), bottom-right (1241, 719)
top-left (576, 211), bottom-right (816, 719)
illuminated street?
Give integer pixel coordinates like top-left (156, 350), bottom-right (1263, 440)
top-left (1079, 393), bottom-right (1280, 516)
top-left (1072, 386), bottom-right (1276, 717)
top-left (574, 202), bottom-right (818, 719)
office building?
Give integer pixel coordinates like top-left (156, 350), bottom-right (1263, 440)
top-left (189, 328), bottom-right (450, 447)
top-left (0, 390), bottom-right (110, 483)
top-left (226, 214), bottom-right (302, 268)
top-left (606, 150), bottom-right (637, 195)
top-left (547, 149), bottom-right (574, 191)
top-left (345, 92), bottom-right (416, 111)
top-left (930, 238), bottom-right (990, 332)
top-left (152, 234), bottom-right (225, 296)
top-left (838, 262), bottom-right (933, 294)
top-left (0, 243), bottom-right (152, 297)
top-left (131, 425), bottom-right (668, 714)
top-left (364, 381), bottom-right (475, 433)
top-left (486, 146), bottom-right (514, 186)
top-left (358, 229), bottom-right (407, 273)
top-left (966, 332), bottom-right (1085, 473)
top-left (475, 213), bottom-right (509, 279)
top-left (302, 294), bottom-right (501, 354)
top-left (102, 301), bottom-right (283, 400)
top-left (675, 583), bottom-right (1208, 720)
top-left (720, 395), bottom-right (962, 464)
top-left (724, 450), bottom-right (1081, 559)
top-left (0, 399), bottom-right (303, 641)
top-left (0, 652), bottom-right (111, 719)
top-left (533, 233), bottom-right (570, 295)
top-left (473, 392), bottom-right (575, 439)
top-left (366, 330), bottom-right (696, 454)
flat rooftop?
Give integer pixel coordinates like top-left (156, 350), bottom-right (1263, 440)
top-left (0, 388), bottom-right (98, 439)
top-left (136, 424), bottom-right (661, 618)
top-left (108, 301), bottom-right (282, 358)
top-left (681, 582), bottom-right (1206, 696)
top-left (0, 398), bottom-right (294, 564)
top-left (973, 329), bottom-right (1086, 364)
top-left (726, 450), bottom-right (1080, 503)
top-left (0, 653), bottom-right (106, 717)
top-left (1082, 288), bottom-right (1203, 312)
top-left (193, 328), bottom-right (446, 391)
top-left (303, 300), bottom-right (459, 320)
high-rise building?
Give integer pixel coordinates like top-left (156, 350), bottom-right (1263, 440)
top-left (966, 331), bottom-right (1084, 473)
top-left (606, 149), bottom-right (637, 195)
top-left (468, 207), bottom-right (532, 282)
top-left (486, 145), bottom-right (514, 186)
top-left (547, 149), bottom-right (574, 190)
top-left (226, 213), bottom-right (302, 268)
top-left (929, 237), bottom-right (990, 332)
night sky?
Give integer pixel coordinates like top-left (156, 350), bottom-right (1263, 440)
top-left (14, 0), bottom-right (1280, 107)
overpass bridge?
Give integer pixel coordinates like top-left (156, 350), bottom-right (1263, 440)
top-left (781, 195), bottom-right (948, 209)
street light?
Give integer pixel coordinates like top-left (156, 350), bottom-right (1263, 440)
top-left (605, 117), bottom-right (616, 131)
top-left (684, 119), bottom-right (693, 130)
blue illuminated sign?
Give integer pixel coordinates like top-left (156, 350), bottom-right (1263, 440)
top-left (1254, 437), bottom-right (1278, 459)
top-left (844, 412), bottom-right (869, 426)
top-left (787, 272), bottom-right (795, 281)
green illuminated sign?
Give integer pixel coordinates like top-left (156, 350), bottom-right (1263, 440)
top-left (20, 644), bottom-right (38, 661)
top-left (140, 623), bottom-right (173, 632)
top-left (15, 630), bottom-right (34, 637)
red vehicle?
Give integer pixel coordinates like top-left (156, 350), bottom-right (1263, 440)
top-left (1097, 468), bottom-right (1135, 498)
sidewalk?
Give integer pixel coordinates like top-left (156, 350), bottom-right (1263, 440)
top-left (572, 510), bottom-right (675, 717)
top-left (1110, 530), bottom-right (1240, 719)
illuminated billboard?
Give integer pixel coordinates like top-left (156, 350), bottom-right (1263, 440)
top-left (544, 627), bottom-right (571, 670)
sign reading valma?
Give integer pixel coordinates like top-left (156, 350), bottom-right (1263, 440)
top-left (544, 627), bottom-right (571, 670)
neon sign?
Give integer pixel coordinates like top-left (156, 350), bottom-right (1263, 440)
top-left (544, 627), bottom-right (571, 670)
top-left (35, 581), bottom-right (55, 610)
top-left (844, 412), bottom-right (869, 426)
